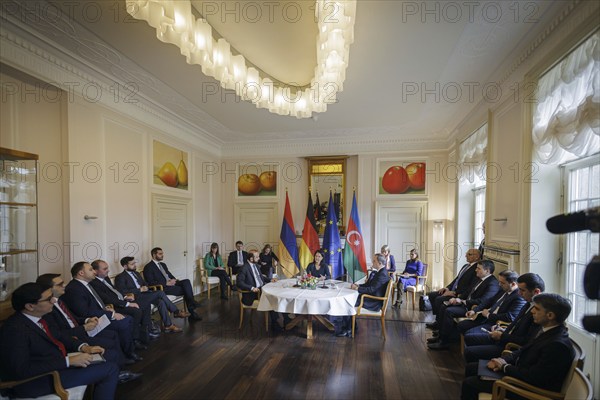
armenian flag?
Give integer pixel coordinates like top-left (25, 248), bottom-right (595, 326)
top-left (278, 192), bottom-right (300, 277)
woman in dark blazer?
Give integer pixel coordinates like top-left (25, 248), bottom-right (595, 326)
top-left (306, 249), bottom-right (331, 279)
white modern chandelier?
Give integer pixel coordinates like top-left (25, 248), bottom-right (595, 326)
top-left (126, 0), bottom-right (356, 119)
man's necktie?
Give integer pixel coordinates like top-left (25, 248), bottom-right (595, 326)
top-left (128, 271), bottom-right (141, 288)
top-left (87, 284), bottom-right (106, 309)
top-left (102, 279), bottom-right (124, 301)
top-left (368, 271), bottom-right (376, 282)
top-left (467, 279), bottom-right (484, 300)
top-left (57, 300), bottom-right (78, 327)
top-left (251, 264), bottom-right (262, 288)
top-left (39, 319), bottom-right (67, 357)
top-left (156, 262), bottom-right (170, 281)
top-left (490, 292), bottom-right (508, 314)
top-left (238, 251), bottom-right (243, 265)
top-left (451, 263), bottom-right (470, 291)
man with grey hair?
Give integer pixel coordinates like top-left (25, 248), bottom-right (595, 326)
top-left (334, 253), bottom-right (391, 337)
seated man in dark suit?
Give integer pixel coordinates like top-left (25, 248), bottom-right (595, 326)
top-left (0, 282), bottom-right (119, 399)
top-left (115, 256), bottom-right (186, 332)
top-left (62, 261), bottom-right (140, 362)
top-left (227, 240), bottom-right (249, 275)
top-left (36, 273), bottom-right (142, 382)
top-left (90, 259), bottom-right (155, 348)
top-left (428, 260), bottom-right (501, 350)
top-left (334, 253), bottom-right (391, 337)
top-left (463, 273), bottom-right (545, 362)
top-left (461, 293), bottom-right (575, 400)
top-left (456, 270), bottom-right (526, 335)
top-left (143, 247), bottom-right (202, 321)
top-left (426, 249), bottom-right (481, 330)
top-left (236, 249), bottom-right (287, 331)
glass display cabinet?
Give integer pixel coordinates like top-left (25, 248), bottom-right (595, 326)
top-left (0, 147), bottom-right (39, 319)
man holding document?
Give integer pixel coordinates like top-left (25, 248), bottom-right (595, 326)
top-left (0, 283), bottom-right (119, 399)
top-left (460, 293), bottom-right (575, 400)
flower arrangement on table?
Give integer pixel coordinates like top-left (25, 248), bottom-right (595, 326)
top-left (299, 274), bottom-right (319, 289)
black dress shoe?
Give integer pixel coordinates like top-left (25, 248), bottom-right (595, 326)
top-left (134, 341), bottom-right (148, 351)
top-left (335, 329), bottom-right (352, 337)
top-left (425, 322), bottom-right (439, 330)
top-left (427, 337), bottom-right (440, 344)
top-left (128, 353), bottom-right (143, 362)
top-left (230, 286), bottom-right (238, 291)
top-left (118, 371), bottom-right (143, 384)
top-left (189, 311), bottom-right (203, 321)
top-left (427, 341), bottom-right (450, 350)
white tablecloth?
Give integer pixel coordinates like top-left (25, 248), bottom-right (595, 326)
top-left (257, 279), bottom-right (359, 316)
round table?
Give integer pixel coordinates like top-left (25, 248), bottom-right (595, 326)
top-left (257, 279), bottom-right (359, 338)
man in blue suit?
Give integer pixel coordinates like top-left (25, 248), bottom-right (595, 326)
top-left (63, 261), bottom-right (140, 362)
top-left (0, 282), bottom-right (119, 399)
top-left (334, 253), bottom-right (391, 337)
top-left (456, 270), bottom-right (526, 334)
top-left (461, 293), bottom-right (575, 400)
top-left (463, 273), bottom-right (545, 362)
top-left (428, 260), bottom-right (501, 350)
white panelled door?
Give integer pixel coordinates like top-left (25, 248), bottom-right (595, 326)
top-left (234, 203), bottom-right (279, 252)
top-left (151, 195), bottom-right (191, 280)
top-left (375, 201), bottom-right (427, 261)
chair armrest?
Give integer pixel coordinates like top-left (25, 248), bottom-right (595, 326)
top-left (356, 293), bottom-right (386, 309)
top-left (492, 377), bottom-right (557, 400)
top-left (504, 342), bottom-right (522, 351)
top-left (0, 370), bottom-right (69, 400)
top-left (148, 284), bottom-right (164, 291)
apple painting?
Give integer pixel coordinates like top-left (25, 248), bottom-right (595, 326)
top-left (238, 174), bottom-right (262, 195)
top-left (379, 161), bottom-right (426, 194)
top-left (237, 166), bottom-right (277, 196)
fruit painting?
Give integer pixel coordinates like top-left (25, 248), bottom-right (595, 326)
top-left (237, 164), bottom-right (278, 197)
top-left (153, 140), bottom-right (189, 190)
top-left (378, 160), bottom-right (426, 195)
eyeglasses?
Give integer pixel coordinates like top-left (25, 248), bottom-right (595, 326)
top-left (37, 295), bottom-right (56, 303)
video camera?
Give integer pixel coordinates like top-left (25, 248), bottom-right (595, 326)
top-left (546, 207), bottom-right (600, 334)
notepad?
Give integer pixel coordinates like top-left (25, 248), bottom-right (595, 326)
top-left (477, 359), bottom-right (504, 381)
top-left (87, 314), bottom-right (110, 337)
top-left (67, 352), bottom-right (106, 364)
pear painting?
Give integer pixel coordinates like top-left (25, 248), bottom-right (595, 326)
top-left (153, 141), bottom-right (189, 190)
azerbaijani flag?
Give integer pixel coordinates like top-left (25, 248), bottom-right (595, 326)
top-left (278, 192), bottom-right (300, 277)
top-left (299, 193), bottom-right (320, 272)
top-left (343, 192), bottom-right (367, 282)
top-left (322, 192), bottom-right (344, 279)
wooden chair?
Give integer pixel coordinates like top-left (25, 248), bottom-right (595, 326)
top-left (405, 263), bottom-right (428, 309)
top-left (479, 368), bottom-right (592, 400)
top-left (0, 371), bottom-right (87, 400)
top-left (237, 290), bottom-right (268, 331)
top-left (351, 278), bottom-right (394, 339)
top-left (478, 345), bottom-right (589, 400)
top-left (197, 258), bottom-right (220, 300)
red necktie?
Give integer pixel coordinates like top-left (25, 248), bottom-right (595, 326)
top-left (58, 300), bottom-right (79, 327)
top-left (39, 319), bottom-right (67, 357)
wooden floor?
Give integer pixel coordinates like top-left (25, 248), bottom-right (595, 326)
top-left (116, 294), bottom-right (465, 400)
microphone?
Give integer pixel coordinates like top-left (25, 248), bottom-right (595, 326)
top-left (546, 207), bottom-right (600, 234)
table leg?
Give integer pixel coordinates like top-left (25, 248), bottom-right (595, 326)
top-left (307, 315), bottom-right (313, 339)
top-left (314, 315), bottom-right (335, 331)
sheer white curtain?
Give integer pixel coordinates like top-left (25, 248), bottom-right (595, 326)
top-left (533, 31), bottom-right (599, 165)
top-left (458, 124), bottom-right (487, 183)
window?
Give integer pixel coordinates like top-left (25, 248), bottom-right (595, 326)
top-left (563, 156), bottom-right (600, 328)
top-left (473, 186), bottom-right (486, 247)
